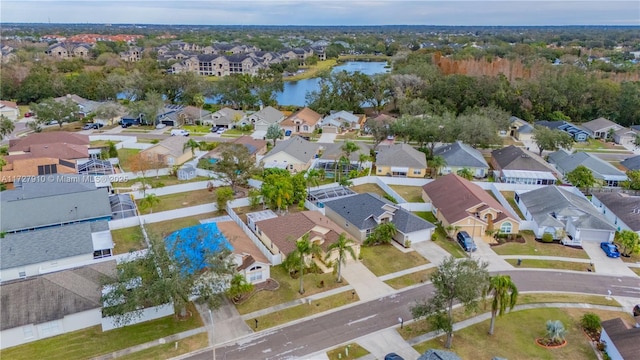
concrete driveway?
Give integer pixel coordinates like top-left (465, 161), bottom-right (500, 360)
top-left (581, 241), bottom-right (637, 277)
top-left (471, 238), bottom-right (514, 272)
top-left (317, 132), bottom-right (336, 143)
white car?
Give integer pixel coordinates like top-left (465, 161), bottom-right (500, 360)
top-left (216, 128), bottom-right (226, 134)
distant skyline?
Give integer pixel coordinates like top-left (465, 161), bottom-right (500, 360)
top-left (2, 1), bottom-right (639, 26)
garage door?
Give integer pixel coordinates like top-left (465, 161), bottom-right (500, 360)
top-left (579, 229), bottom-right (611, 242)
top-left (322, 125), bottom-right (338, 134)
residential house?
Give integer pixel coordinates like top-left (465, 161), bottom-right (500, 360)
top-left (581, 117), bottom-right (623, 139)
top-left (0, 261), bottom-right (117, 349)
top-left (433, 141), bottom-right (489, 178)
top-left (280, 107), bottom-right (323, 135)
top-left (0, 100), bottom-right (19, 120)
top-left (515, 186), bottom-right (615, 246)
top-left (323, 193), bottom-right (435, 246)
top-left (548, 150), bottom-right (628, 187)
top-left (178, 105), bottom-right (212, 125)
top-left (253, 211), bottom-right (359, 271)
top-left (119, 46), bottom-right (142, 62)
top-left (366, 113), bottom-right (397, 130)
top-left (422, 174), bottom-right (520, 243)
top-left (208, 107), bottom-right (246, 128)
top-left (321, 110), bottom-right (365, 133)
top-left (245, 106), bottom-right (285, 132)
top-left (612, 127), bottom-right (639, 146)
top-left (599, 318), bottom-right (640, 360)
top-left (140, 136), bottom-right (192, 166)
top-left (535, 120), bottom-right (589, 142)
top-left (620, 155), bottom-right (640, 171)
top-left (260, 136), bottom-right (321, 173)
top-left (53, 94), bottom-right (101, 118)
top-left (46, 43), bottom-right (92, 59)
top-left (490, 145), bottom-right (558, 185)
top-left (591, 192), bottom-right (640, 235)
top-left (206, 136), bottom-right (267, 161)
top-left (315, 142), bottom-right (372, 178)
top-left (509, 116), bottom-right (535, 141)
top-left (375, 143), bottom-right (427, 178)
top-left (418, 349), bottom-right (463, 360)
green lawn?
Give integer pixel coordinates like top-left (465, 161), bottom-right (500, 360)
top-left (384, 268), bottom-right (436, 289)
top-left (389, 185), bottom-right (424, 202)
top-left (245, 291), bottom-right (359, 330)
top-left (492, 231), bottom-right (589, 259)
top-left (414, 212), bottom-right (467, 258)
top-left (182, 125), bottom-right (212, 134)
top-left (500, 191), bottom-right (525, 219)
top-left (111, 226), bottom-right (146, 255)
top-left (360, 244), bottom-right (428, 276)
top-left (235, 265), bottom-right (349, 315)
top-left (145, 212), bottom-right (220, 238)
top-left (326, 343), bottom-right (370, 360)
top-left (573, 138), bottom-right (627, 151)
top-left (119, 333), bottom-right (209, 360)
top-left (18, 105), bottom-right (30, 117)
top-left (619, 249), bottom-right (640, 264)
top-left (413, 308), bottom-right (631, 360)
top-left (117, 175), bottom-right (211, 189)
top-left (136, 189), bottom-right (215, 215)
top-left (631, 267), bottom-right (640, 276)
top-left (517, 293), bottom-right (620, 307)
top-left (283, 59), bottom-right (338, 81)
top-left (117, 148), bottom-right (141, 172)
top-left (90, 140), bottom-right (120, 147)
top-left (506, 259), bottom-right (593, 272)
top-left (0, 303), bottom-right (203, 360)
top-left (350, 183), bottom-right (388, 198)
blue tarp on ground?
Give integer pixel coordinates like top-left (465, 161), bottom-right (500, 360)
top-left (164, 223), bottom-right (233, 274)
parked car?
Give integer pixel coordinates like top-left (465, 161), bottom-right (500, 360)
top-left (24, 112), bottom-right (33, 118)
top-left (170, 129), bottom-right (190, 136)
top-left (284, 130), bottom-right (292, 136)
top-left (46, 120), bottom-right (59, 125)
top-left (633, 304), bottom-right (640, 317)
top-left (82, 123), bottom-right (94, 130)
top-left (456, 231), bottom-right (477, 252)
top-left (211, 126), bottom-right (221, 133)
top-left (384, 353), bottom-right (404, 360)
top-left (216, 127), bottom-right (226, 134)
top-left (600, 242), bottom-right (620, 258)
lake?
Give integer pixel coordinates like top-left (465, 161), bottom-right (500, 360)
top-left (275, 61), bottom-right (390, 106)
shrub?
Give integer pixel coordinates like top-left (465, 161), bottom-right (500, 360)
top-left (431, 233), bottom-right (438, 241)
top-left (541, 233), bottom-right (554, 243)
top-left (581, 313), bottom-right (601, 333)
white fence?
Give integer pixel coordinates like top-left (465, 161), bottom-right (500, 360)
top-left (226, 204), bottom-right (282, 265)
top-left (141, 203), bottom-right (217, 224)
top-left (127, 180), bottom-right (220, 199)
top-left (398, 203), bottom-right (431, 212)
top-left (109, 216), bottom-right (140, 230)
top-left (101, 303), bottom-right (174, 331)
top-left (89, 135), bottom-right (153, 150)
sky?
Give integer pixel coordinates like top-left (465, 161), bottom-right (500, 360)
top-left (2, 1), bottom-right (639, 26)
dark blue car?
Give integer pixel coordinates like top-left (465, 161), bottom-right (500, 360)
top-left (600, 242), bottom-right (620, 258)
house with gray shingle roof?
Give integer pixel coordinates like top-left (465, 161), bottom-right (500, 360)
top-left (548, 150), bottom-right (628, 187)
top-left (515, 186), bottom-right (615, 246)
top-left (621, 155), bottom-right (640, 171)
top-left (245, 106), bottom-right (285, 132)
top-left (260, 136), bottom-right (321, 173)
top-left (612, 127), bottom-right (639, 146)
top-left (490, 145), bottom-right (558, 185)
top-left (321, 110), bottom-right (363, 131)
top-left (581, 117), bottom-right (623, 139)
top-left (599, 318), bottom-right (640, 360)
top-left (375, 143), bottom-right (427, 178)
top-left (591, 192), bottom-right (640, 235)
top-left (323, 193), bottom-right (435, 246)
top-left (433, 141), bottom-right (489, 178)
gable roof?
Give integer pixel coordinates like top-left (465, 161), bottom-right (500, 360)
top-left (212, 107), bottom-right (245, 126)
top-left (232, 135), bottom-right (267, 155)
top-left (422, 173), bottom-right (519, 224)
top-left (322, 110), bottom-right (360, 126)
top-left (251, 106), bottom-right (284, 124)
top-left (1, 220), bottom-right (110, 270)
top-left (581, 117), bottom-right (620, 132)
top-left (592, 192), bottom-right (640, 231)
top-left (263, 136), bottom-right (320, 164)
top-left (518, 186), bottom-right (615, 230)
top-left (255, 211), bottom-right (351, 255)
top-left (145, 136), bottom-right (190, 158)
top-left (621, 155), bottom-right (640, 170)
top-left (433, 141), bottom-right (488, 169)
top-left (323, 193), bottom-right (435, 234)
top-left (418, 349), bottom-right (463, 360)
top-left (8, 132), bottom-right (89, 153)
top-left (320, 142), bottom-right (371, 162)
top-left (0, 261), bottom-right (116, 330)
top-left (376, 143), bottom-right (427, 168)
top-left (0, 100), bottom-right (18, 109)
top-left (280, 107), bottom-right (322, 127)
top-left (548, 150), bottom-right (628, 181)
top-left (491, 145), bottom-right (555, 172)
top-left (600, 318), bottom-right (640, 360)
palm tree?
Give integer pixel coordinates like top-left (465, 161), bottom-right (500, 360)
top-left (226, 273), bottom-right (254, 302)
top-left (428, 156), bottom-right (446, 178)
top-left (183, 139), bottom-right (201, 156)
top-left (139, 193), bottom-right (160, 214)
top-left (305, 168), bottom-right (321, 193)
top-left (545, 320), bottom-right (568, 345)
top-left (487, 275), bottom-right (519, 335)
top-left (456, 167), bottom-right (474, 180)
top-left (358, 153), bottom-right (370, 171)
top-left (325, 233), bottom-right (357, 283)
top-left (365, 222), bottom-right (397, 246)
top-left (193, 94), bottom-right (205, 126)
top-left (288, 233), bottom-right (322, 294)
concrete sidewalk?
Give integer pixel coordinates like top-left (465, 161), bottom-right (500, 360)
top-left (341, 261), bottom-right (395, 301)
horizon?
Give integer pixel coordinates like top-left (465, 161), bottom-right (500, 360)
top-left (3, 1), bottom-right (639, 27)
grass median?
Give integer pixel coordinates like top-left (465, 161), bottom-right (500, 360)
top-left (506, 259), bottom-right (593, 272)
top-left (384, 268), bottom-right (436, 290)
top-left (326, 343), bottom-right (370, 360)
top-left (118, 332), bottom-right (209, 360)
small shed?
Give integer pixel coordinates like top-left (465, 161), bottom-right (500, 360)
top-left (177, 164), bottom-right (197, 180)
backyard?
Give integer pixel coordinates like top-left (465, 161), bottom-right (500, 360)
top-left (350, 183), bottom-right (389, 198)
top-left (136, 189), bottom-right (215, 215)
top-left (412, 308), bottom-right (631, 360)
top-left (111, 226), bottom-right (146, 255)
top-left (0, 303), bottom-right (202, 360)
top-left (117, 175), bottom-right (210, 189)
top-left (360, 244), bottom-right (429, 276)
top-left (116, 148), bottom-right (141, 172)
top-left (500, 191), bottom-right (526, 219)
top-left (144, 212), bottom-right (220, 237)
top-left (389, 185), bottom-right (424, 202)
top-left (492, 231), bottom-right (590, 259)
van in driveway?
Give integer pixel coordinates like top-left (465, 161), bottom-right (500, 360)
top-left (170, 129), bottom-right (190, 136)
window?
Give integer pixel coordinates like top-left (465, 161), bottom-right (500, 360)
top-left (23, 325), bottom-right (34, 339)
top-left (500, 222), bottom-right (512, 234)
top-left (18, 268), bottom-right (26, 278)
top-left (249, 272), bottom-right (262, 282)
top-left (377, 168), bottom-right (382, 173)
top-left (93, 249), bottom-right (112, 259)
top-left (39, 321), bottom-right (61, 337)
top-left (37, 164), bottom-right (57, 175)
top-left (413, 169), bottom-right (422, 175)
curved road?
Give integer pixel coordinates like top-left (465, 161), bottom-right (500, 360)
top-left (185, 270), bottom-right (639, 360)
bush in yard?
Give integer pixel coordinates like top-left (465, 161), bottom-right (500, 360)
top-left (431, 233), bottom-right (438, 241)
top-left (541, 233), bottom-right (554, 243)
top-left (581, 312), bottom-right (601, 334)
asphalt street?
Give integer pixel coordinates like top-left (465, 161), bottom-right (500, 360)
top-left (184, 270), bottom-right (639, 360)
